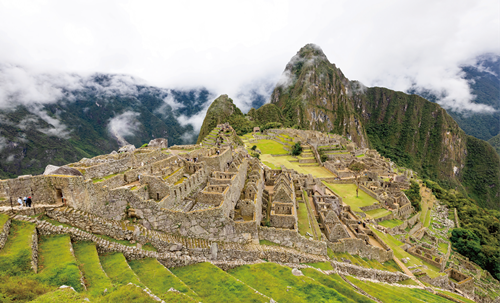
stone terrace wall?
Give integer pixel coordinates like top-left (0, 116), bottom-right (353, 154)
top-left (366, 230), bottom-right (391, 251)
top-left (258, 226), bottom-right (327, 256)
top-left (360, 185), bottom-right (379, 200)
top-left (327, 238), bottom-right (393, 263)
top-left (0, 218), bottom-right (11, 250)
top-left (386, 212), bottom-right (420, 235)
top-left (330, 260), bottom-right (410, 283)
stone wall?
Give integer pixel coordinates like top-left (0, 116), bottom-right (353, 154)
top-left (327, 238), bottom-right (393, 263)
top-left (360, 204), bottom-right (382, 212)
top-left (360, 185), bottom-right (379, 200)
top-left (31, 228), bottom-right (38, 273)
top-left (258, 226), bottom-right (327, 256)
top-left (0, 218), bottom-right (11, 251)
top-left (330, 260), bottom-right (410, 283)
top-left (386, 212), bottom-right (420, 235)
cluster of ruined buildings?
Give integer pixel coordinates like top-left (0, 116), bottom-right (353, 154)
top-left (0, 126), bottom-right (413, 246)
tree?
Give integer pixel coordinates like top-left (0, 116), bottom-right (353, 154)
top-left (292, 142), bottom-right (303, 156)
top-left (348, 162), bottom-right (365, 197)
top-left (251, 145), bottom-right (257, 151)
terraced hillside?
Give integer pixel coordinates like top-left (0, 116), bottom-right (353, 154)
top-left (0, 211), bottom-right (479, 303)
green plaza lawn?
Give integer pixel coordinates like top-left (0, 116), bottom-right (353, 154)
top-left (246, 139), bottom-right (288, 154)
top-left (260, 154), bottom-right (335, 178)
top-left (378, 219), bottom-right (403, 228)
top-left (323, 183), bottom-right (377, 212)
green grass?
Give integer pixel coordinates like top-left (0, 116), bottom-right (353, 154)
top-left (128, 258), bottom-right (200, 301)
top-left (248, 139), bottom-right (288, 154)
top-left (369, 227), bottom-right (444, 278)
top-left (356, 154), bottom-right (365, 157)
top-left (28, 287), bottom-right (89, 303)
top-left (171, 262), bottom-right (267, 303)
top-left (436, 290), bottom-right (478, 303)
top-left (97, 284), bottom-right (158, 303)
top-left (438, 242), bottom-right (448, 255)
top-left (0, 220), bottom-right (36, 276)
top-left (301, 268), bottom-right (374, 303)
top-left (0, 213), bottom-right (9, 228)
top-left (303, 262), bottom-right (333, 271)
top-left (259, 239), bottom-right (281, 246)
top-left (364, 208), bottom-right (392, 219)
top-left (302, 190), bottom-right (321, 240)
top-left (323, 183), bottom-right (378, 212)
top-left (37, 234), bottom-right (84, 291)
top-left (0, 275), bottom-right (53, 302)
top-left (346, 276), bottom-right (452, 303)
top-left (260, 154), bottom-right (334, 178)
top-left (228, 262), bottom-right (359, 303)
top-left (99, 252), bottom-right (143, 287)
top-left (297, 202), bottom-right (314, 238)
top-left (72, 241), bottom-right (113, 297)
top-left (378, 219), bottom-right (403, 228)
top-left (92, 172), bottom-right (120, 183)
top-left (262, 161), bottom-right (279, 169)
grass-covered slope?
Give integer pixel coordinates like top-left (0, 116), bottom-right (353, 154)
top-left (37, 234), bottom-right (84, 292)
top-left (99, 252), bottom-right (143, 287)
top-left (128, 258), bottom-right (200, 302)
top-left (73, 241), bottom-right (113, 297)
top-left (171, 262), bottom-right (267, 303)
top-left (0, 220), bottom-right (36, 276)
top-left (228, 262), bottom-right (361, 303)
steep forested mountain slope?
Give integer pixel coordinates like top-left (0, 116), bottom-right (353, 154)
top-left (0, 77), bottom-right (211, 179)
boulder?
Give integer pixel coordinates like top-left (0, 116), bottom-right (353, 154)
top-left (148, 138), bottom-right (168, 149)
top-left (292, 268), bottom-right (303, 276)
top-left (44, 165), bottom-right (83, 177)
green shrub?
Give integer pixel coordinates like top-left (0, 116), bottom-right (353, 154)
top-left (291, 142), bottom-right (302, 156)
top-left (404, 180), bottom-right (422, 211)
top-left (141, 143), bottom-right (148, 148)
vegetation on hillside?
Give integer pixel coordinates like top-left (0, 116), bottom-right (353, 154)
top-left (404, 181), bottom-right (422, 212)
top-left (488, 133), bottom-right (500, 156)
top-left (424, 179), bottom-right (500, 280)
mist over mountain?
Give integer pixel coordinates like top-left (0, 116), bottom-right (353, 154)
top-left (409, 54), bottom-right (500, 143)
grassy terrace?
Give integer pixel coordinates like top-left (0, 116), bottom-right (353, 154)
top-left (37, 234), bottom-right (84, 291)
top-left (246, 139), bottom-right (288, 154)
top-left (369, 226), bottom-right (444, 278)
top-left (364, 208), bottom-right (392, 219)
top-left (297, 202), bottom-right (314, 238)
top-left (129, 258), bottom-right (200, 302)
top-left (228, 262), bottom-right (362, 303)
top-left (0, 220), bottom-right (36, 276)
top-left (346, 276), bottom-right (452, 303)
top-left (171, 262), bottom-right (267, 303)
top-left (329, 251), bottom-right (402, 273)
top-left (301, 268), bottom-right (374, 303)
top-left (323, 183), bottom-right (377, 212)
top-left (378, 219), bottom-right (403, 228)
top-left (260, 154), bottom-right (334, 178)
top-left (72, 241), bottom-right (113, 297)
top-left (302, 190), bottom-right (321, 240)
top-left (99, 252), bottom-right (143, 287)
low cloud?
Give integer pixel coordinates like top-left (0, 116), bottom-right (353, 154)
top-left (107, 111), bottom-right (141, 141)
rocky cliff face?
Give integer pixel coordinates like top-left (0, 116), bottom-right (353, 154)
top-left (270, 44), bottom-right (368, 148)
top-left (270, 44), bottom-right (499, 209)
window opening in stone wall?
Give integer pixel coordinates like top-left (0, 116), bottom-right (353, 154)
top-left (56, 189), bottom-right (63, 202)
top-left (157, 193), bottom-right (159, 200)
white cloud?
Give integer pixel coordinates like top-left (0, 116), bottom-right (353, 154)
top-left (107, 111), bottom-right (141, 140)
top-left (0, 0), bottom-right (497, 117)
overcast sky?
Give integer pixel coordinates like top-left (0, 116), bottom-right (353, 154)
top-left (0, 0), bottom-right (499, 115)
